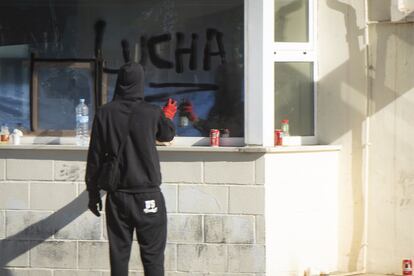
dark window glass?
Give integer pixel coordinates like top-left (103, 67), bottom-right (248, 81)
top-left (34, 62), bottom-right (95, 131)
top-left (0, 0), bottom-right (244, 137)
top-left (0, 50), bottom-right (30, 131)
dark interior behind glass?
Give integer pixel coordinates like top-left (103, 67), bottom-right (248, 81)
top-left (0, 0), bottom-right (244, 137)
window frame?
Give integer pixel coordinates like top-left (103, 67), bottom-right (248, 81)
top-left (273, 0), bottom-right (317, 144)
top-left (244, 0), bottom-right (317, 146)
top-left (30, 58), bottom-right (97, 136)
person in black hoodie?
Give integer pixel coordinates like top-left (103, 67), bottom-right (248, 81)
top-left (85, 62), bottom-right (176, 276)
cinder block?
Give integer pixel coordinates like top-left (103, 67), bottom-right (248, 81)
top-left (177, 244), bottom-right (227, 272)
top-left (6, 211), bottom-right (53, 240)
top-left (78, 241), bottom-right (110, 269)
top-left (203, 274), bottom-right (255, 276)
top-left (55, 211), bottom-right (101, 240)
top-left (54, 270), bottom-right (101, 276)
top-left (129, 243), bottom-right (144, 271)
top-left (229, 186), bottom-right (264, 215)
top-left (94, 241), bottom-right (175, 271)
top-left (30, 241), bottom-right (77, 268)
top-left (178, 186), bottom-right (228, 214)
top-left (0, 269), bottom-right (52, 276)
top-left (167, 215), bottom-right (202, 242)
top-left (97, 236), bottom-right (175, 270)
top-left (31, 182), bottom-right (77, 210)
top-left (204, 160), bottom-right (255, 184)
top-left (7, 159), bottom-right (53, 181)
top-left (255, 156), bottom-right (265, 184)
top-left (0, 182), bottom-right (29, 209)
top-left (103, 216), bottom-right (108, 241)
top-left (256, 215), bottom-right (265, 244)
top-left (0, 211), bottom-right (5, 238)
top-left (205, 215), bottom-right (254, 244)
top-left (161, 184), bottom-right (177, 212)
top-left (0, 159), bottom-right (5, 180)
top-left (166, 273), bottom-right (204, 276)
top-left (160, 161), bottom-right (203, 183)
top-left (0, 240), bottom-right (30, 267)
top-left (165, 243), bottom-right (177, 271)
top-left (102, 272), bottom-right (144, 276)
top-left (78, 183), bottom-right (87, 195)
top-left (54, 161), bottom-right (86, 182)
top-left (228, 245), bottom-right (265, 273)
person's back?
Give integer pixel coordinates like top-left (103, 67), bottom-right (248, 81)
top-left (85, 62), bottom-right (177, 276)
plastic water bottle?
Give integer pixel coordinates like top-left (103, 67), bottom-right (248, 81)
top-left (75, 99), bottom-right (89, 146)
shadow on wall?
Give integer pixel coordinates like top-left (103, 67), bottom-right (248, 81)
top-left (323, 0), bottom-right (366, 272)
top-left (0, 191), bottom-right (92, 274)
top-left (321, 0), bottom-right (414, 272)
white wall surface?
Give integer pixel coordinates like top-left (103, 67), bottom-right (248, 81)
top-left (367, 22), bottom-right (414, 273)
top-left (265, 149), bottom-right (340, 275)
top-left (319, 0), bottom-right (414, 274)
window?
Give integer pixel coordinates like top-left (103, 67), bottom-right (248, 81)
top-left (0, 45), bottom-right (30, 131)
top-left (274, 0), bottom-right (316, 138)
top-left (31, 60), bottom-right (96, 135)
top-left (274, 62), bottom-right (314, 136)
top-left (275, 0), bottom-right (309, 43)
top-left (0, 0), bottom-right (244, 138)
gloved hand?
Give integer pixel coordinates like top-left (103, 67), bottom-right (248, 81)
top-left (88, 191), bottom-right (102, 217)
top-left (162, 98), bottom-right (177, 120)
top-left (181, 101), bottom-right (198, 122)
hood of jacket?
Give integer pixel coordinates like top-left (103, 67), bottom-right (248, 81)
top-left (113, 62), bottom-right (145, 101)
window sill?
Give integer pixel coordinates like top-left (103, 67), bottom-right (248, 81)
top-left (0, 142), bottom-right (341, 153)
top-left (0, 135), bottom-right (340, 153)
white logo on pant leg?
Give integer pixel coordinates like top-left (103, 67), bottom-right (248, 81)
top-left (143, 200), bottom-right (158, 214)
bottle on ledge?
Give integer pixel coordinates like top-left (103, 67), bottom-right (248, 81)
top-left (281, 119), bottom-right (290, 137)
top-left (75, 99), bottom-right (89, 146)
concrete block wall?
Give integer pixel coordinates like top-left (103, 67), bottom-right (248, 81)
top-left (0, 149), bottom-right (265, 275)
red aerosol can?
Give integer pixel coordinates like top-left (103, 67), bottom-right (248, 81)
top-left (210, 129), bottom-right (220, 147)
top-left (274, 129), bottom-right (282, 146)
top-left (403, 259), bottom-right (413, 276)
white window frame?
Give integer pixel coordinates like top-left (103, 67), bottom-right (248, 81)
top-left (245, 0), bottom-right (317, 146)
top-left (274, 0), bottom-right (317, 145)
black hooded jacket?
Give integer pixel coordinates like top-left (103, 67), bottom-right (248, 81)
top-left (85, 63), bottom-right (175, 193)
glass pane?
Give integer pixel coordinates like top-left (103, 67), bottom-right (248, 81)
top-left (0, 0), bottom-right (244, 137)
top-left (275, 0), bottom-right (309, 42)
top-left (36, 64), bottom-right (95, 130)
top-left (274, 62), bottom-right (314, 136)
top-left (0, 59), bottom-right (30, 131)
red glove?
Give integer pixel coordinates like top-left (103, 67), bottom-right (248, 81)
top-left (163, 98), bottom-right (177, 120)
top-left (181, 101), bottom-right (198, 122)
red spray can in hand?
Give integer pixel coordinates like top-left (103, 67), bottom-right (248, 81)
top-left (403, 259), bottom-right (413, 276)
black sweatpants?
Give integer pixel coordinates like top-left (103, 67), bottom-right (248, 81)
top-left (105, 190), bottom-right (167, 276)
